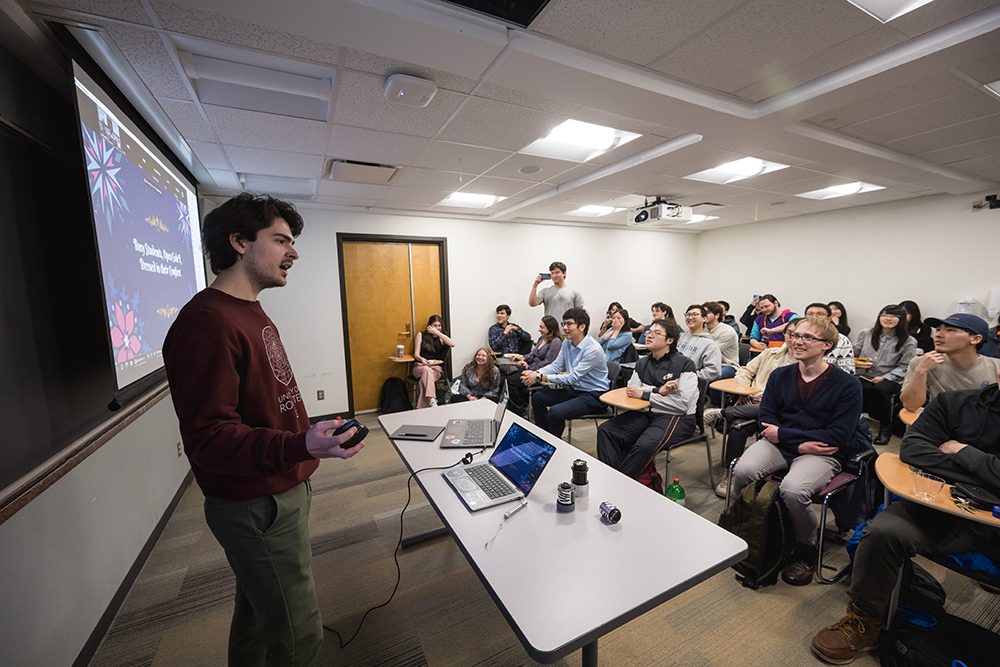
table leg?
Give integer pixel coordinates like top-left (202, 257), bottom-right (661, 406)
top-left (582, 639), bottom-right (598, 667)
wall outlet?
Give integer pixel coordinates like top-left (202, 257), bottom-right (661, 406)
top-left (317, 390), bottom-right (325, 400)
top-left (177, 442), bottom-right (183, 457)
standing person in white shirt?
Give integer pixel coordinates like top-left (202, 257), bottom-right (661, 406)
top-left (528, 261), bottom-right (585, 320)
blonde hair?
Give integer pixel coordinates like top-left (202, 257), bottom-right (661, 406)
top-left (796, 317), bottom-right (838, 349)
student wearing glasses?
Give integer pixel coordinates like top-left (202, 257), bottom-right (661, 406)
top-left (854, 304), bottom-right (917, 445)
top-left (731, 317), bottom-right (864, 586)
top-left (521, 308), bottom-right (610, 437)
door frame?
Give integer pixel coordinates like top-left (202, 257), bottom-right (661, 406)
top-left (336, 233), bottom-right (450, 415)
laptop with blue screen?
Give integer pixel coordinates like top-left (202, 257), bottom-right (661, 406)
top-left (442, 421), bottom-right (556, 511)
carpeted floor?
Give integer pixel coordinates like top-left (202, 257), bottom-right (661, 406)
top-left (89, 413), bottom-right (999, 667)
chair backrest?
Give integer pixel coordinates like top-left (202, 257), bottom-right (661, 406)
top-left (693, 377), bottom-right (709, 434)
top-left (620, 344), bottom-right (638, 365)
top-left (738, 341), bottom-right (751, 367)
top-left (519, 336), bottom-right (534, 355)
top-left (606, 361), bottom-right (621, 389)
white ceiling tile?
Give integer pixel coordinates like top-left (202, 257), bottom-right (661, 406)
top-left (650, 125), bottom-right (686, 139)
top-left (187, 140), bottom-right (229, 169)
top-left (840, 88), bottom-right (1000, 145)
top-left (316, 181), bottom-right (391, 199)
top-left (332, 71), bottom-right (465, 137)
top-left (342, 48), bottom-right (479, 93)
top-left (105, 25), bottom-right (191, 100)
top-left (957, 51), bottom-right (1000, 85)
top-left (391, 167), bottom-right (467, 191)
top-left (651, 0), bottom-right (877, 93)
top-left (325, 126), bottom-right (430, 165)
top-left (589, 135), bottom-right (674, 166)
top-left (459, 175), bottom-right (536, 197)
top-left (48, 0), bottom-right (153, 23)
top-left (225, 146), bottom-right (324, 178)
top-left (158, 98), bottom-right (215, 142)
top-left (944, 153), bottom-right (1000, 180)
top-left (885, 0), bottom-right (1000, 39)
top-left (437, 98), bottom-right (563, 151)
top-left (922, 135), bottom-right (1000, 165)
top-left (381, 200), bottom-right (434, 211)
top-left (569, 108), bottom-right (660, 135)
top-left (545, 163), bottom-right (602, 185)
top-left (529, 0), bottom-right (745, 66)
top-left (474, 83), bottom-right (581, 116)
top-left (381, 187), bottom-right (452, 204)
top-left (885, 113), bottom-right (1000, 155)
top-left (207, 169), bottom-right (241, 189)
top-left (315, 196), bottom-right (380, 207)
top-left (409, 141), bottom-right (511, 173)
top-left (483, 153), bottom-right (578, 182)
top-left (203, 105), bottom-right (329, 154)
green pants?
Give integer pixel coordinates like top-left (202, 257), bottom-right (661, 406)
top-left (204, 480), bottom-right (322, 667)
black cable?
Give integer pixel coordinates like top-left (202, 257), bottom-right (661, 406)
top-left (323, 446), bottom-right (486, 647)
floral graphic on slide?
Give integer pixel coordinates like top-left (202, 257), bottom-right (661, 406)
top-left (110, 300), bottom-right (142, 362)
top-left (177, 200), bottom-right (191, 243)
top-left (83, 124), bottom-right (130, 234)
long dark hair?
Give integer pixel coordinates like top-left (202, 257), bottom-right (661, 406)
top-left (611, 308), bottom-right (630, 334)
top-left (828, 301), bottom-right (849, 330)
top-left (540, 315), bottom-right (563, 342)
top-left (421, 314), bottom-right (445, 352)
top-left (872, 304), bottom-right (908, 351)
top-left (899, 300), bottom-right (923, 332)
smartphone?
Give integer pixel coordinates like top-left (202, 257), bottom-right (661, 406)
top-left (540, 272), bottom-right (551, 281)
top-left (753, 294), bottom-right (760, 300)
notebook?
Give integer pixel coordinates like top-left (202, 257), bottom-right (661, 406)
top-left (442, 421), bottom-right (556, 511)
top-left (441, 381), bottom-right (508, 448)
top-left (388, 424), bottom-right (445, 442)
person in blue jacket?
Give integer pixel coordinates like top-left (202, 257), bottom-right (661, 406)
top-left (598, 308), bottom-right (633, 363)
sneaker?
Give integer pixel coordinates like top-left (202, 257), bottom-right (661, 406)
top-left (714, 469), bottom-right (732, 499)
top-left (781, 558), bottom-right (816, 586)
top-left (703, 407), bottom-right (723, 431)
top-left (810, 603), bottom-right (883, 664)
top-left (429, 398), bottom-right (438, 407)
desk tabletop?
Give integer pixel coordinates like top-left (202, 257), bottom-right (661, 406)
top-left (600, 387), bottom-right (649, 411)
top-left (899, 408), bottom-right (921, 425)
top-left (389, 355), bottom-right (415, 363)
top-left (378, 402), bottom-right (747, 662)
top-left (709, 377), bottom-right (761, 396)
top-left (875, 453), bottom-right (1000, 528)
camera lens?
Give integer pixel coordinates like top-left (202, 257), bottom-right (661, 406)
top-left (600, 501), bottom-right (621, 524)
top-left (634, 210), bottom-right (648, 223)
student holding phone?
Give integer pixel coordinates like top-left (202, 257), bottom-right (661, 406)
top-left (528, 261), bottom-right (585, 320)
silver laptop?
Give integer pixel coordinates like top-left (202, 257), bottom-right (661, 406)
top-left (441, 382), bottom-right (508, 448)
top-left (442, 421), bottom-right (557, 511)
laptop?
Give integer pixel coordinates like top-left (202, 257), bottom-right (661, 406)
top-left (442, 421), bottom-right (557, 511)
top-left (441, 382), bottom-right (509, 448)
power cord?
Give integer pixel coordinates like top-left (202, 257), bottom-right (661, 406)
top-left (323, 446), bottom-right (486, 647)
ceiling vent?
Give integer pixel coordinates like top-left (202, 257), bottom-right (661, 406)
top-left (324, 159), bottom-right (398, 185)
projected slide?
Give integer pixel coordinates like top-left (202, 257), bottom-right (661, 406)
top-left (75, 66), bottom-right (206, 390)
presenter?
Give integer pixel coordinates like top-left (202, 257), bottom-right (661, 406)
top-left (163, 193), bottom-right (364, 667)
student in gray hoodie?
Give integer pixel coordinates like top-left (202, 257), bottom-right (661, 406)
top-left (678, 304), bottom-right (722, 383)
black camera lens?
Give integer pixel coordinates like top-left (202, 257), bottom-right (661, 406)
top-left (634, 210), bottom-right (648, 223)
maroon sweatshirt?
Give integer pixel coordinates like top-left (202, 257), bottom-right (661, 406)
top-left (163, 288), bottom-right (318, 500)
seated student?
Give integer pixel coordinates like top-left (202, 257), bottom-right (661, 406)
top-left (984, 320), bottom-right (1000, 359)
top-left (677, 304), bottom-right (722, 383)
top-left (596, 318), bottom-right (698, 478)
top-left (810, 358), bottom-right (1000, 664)
top-left (748, 294), bottom-right (797, 351)
top-left (598, 302), bottom-right (643, 337)
top-left (900, 313), bottom-right (999, 412)
top-left (704, 300), bottom-right (739, 392)
top-left (900, 299), bottom-right (933, 354)
top-left (639, 302), bottom-right (674, 344)
top-left (487, 304), bottom-right (531, 355)
top-left (828, 300), bottom-right (850, 337)
top-left (599, 308), bottom-right (634, 363)
top-left (506, 315), bottom-right (564, 412)
top-left (413, 314), bottom-right (455, 409)
top-left (855, 304), bottom-right (917, 445)
top-left (451, 347), bottom-right (501, 403)
top-left (522, 308), bottom-right (610, 438)
top-left (718, 299), bottom-right (741, 337)
top-left (732, 317), bottom-right (863, 586)
top-left (707, 319), bottom-right (800, 498)
top-left (802, 303), bottom-right (855, 374)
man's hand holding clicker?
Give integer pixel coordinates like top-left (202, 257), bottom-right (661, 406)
top-left (307, 419), bottom-right (365, 459)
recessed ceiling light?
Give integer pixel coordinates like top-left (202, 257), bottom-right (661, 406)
top-left (794, 182), bottom-right (884, 200)
top-left (566, 205), bottom-right (624, 217)
top-left (437, 192), bottom-right (506, 208)
top-left (683, 156), bottom-right (789, 184)
top-left (685, 214), bottom-right (719, 224)
top-left (521, 120), bottom-right (640, 163)
top-left (844, 0), bottom-right (936, 24)
top-left (519, 165), bottom-right (541, 174)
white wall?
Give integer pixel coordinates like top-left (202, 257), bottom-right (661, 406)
top-left (0, 398), bottom-right (189, 667)
top-left (695, 191), bottom-right (1000, 339)
top-left (259, 210), bottom-right (701, 415)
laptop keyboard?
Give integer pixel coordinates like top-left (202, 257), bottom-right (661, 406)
top-left (467, 465), bottom-right (513, 499)
top-left (465, 420), bottom-right (485, 443)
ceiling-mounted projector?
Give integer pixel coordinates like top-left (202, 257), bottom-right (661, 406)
top-left (627, 202), bottom-right (693, 226)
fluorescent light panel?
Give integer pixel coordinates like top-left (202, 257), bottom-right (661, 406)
top-left (683, 156), bottom-right (789, 184)
top-left (985, 79), bottom-right (1000, 99)
top-left (521, 120), bottom-right (640, 163)
top-left (795, 182), bottom-right (884, 200)
top-left (686, 214), bottom-right (719, 223)
top-left (437, 192), bottom-right (506, 208)
top-left (844, 0), bottom-right (936, 23)
top-left (566, 205), bottom-right (624, 217)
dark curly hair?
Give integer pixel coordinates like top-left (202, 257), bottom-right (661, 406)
top-left (202, 193), bottom-right (304, 275)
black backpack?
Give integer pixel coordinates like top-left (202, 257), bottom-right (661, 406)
top-left (718, 479), bottom-right (793, 589)
top-left (379, 377), bottom-right (412, 413)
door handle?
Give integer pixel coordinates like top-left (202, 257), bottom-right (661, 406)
top-left (400, 322), bottom-right (411, 336)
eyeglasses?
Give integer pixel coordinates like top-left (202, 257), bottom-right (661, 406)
top-left (787, 332), bottom-right (825, 343)
top-left (879, 313), bottom-right (900, 319)
top-left (684, 312), bottom-right (701, 319)
top-left (645, 329), bottom-right (665, 339)
top-left (561, 321), bottom-right (577, 328)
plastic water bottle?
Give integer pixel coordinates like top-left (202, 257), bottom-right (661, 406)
top-left (666, 478), bottom-right (686, 506)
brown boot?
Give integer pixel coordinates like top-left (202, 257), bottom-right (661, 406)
top-left (810, 602), bottom-right (882, 664)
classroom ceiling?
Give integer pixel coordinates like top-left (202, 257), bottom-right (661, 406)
top-left (27, 0), bottom-right (1000, 231)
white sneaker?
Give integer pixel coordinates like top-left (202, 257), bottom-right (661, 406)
top-left (703, 407), bottom-right (723, 432)
top-left (714, 469), bottom-right (732, 499)
top-left (429, 398), bottom-right (438, 407)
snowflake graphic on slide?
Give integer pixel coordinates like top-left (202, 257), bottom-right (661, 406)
top-left (83, 124), bottom-right (130, 234)
top-left (177, 199), bottom-right (191, 243)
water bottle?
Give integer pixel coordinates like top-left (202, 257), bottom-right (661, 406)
top-left (666, 478), bottom-right (686, 507)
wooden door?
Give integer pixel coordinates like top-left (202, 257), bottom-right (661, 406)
top-left (341, 240), bottom-right (444, 412)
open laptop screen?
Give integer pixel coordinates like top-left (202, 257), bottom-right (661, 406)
top-left (489, 423), bottom-right (556, 494)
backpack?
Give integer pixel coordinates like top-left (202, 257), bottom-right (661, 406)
top-left (379, 377), bottom-right (412, 413)
top-left (717, 479), bottom-right (793, 589)
top-left (636, 460), bottom-right (663, 494)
